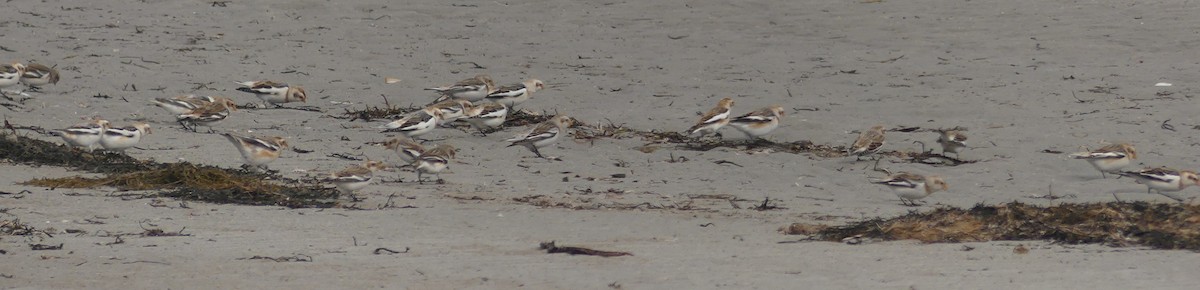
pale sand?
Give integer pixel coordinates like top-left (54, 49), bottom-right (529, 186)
top-left (3, 0), bottom-right (1200, 289)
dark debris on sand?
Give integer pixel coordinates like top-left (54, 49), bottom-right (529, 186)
top-left (339, 104), bottom-right (978, 165)
top-left (540, 241), bottom-right (633, 257)
top-left (2, 131), bottom-right (338, 208)
top-left (784, 202), bottom-right (1200, 251)
top-left (0, 133), bottom-right (151, 173)
top-left (337, 103), bottom-right (422, 122)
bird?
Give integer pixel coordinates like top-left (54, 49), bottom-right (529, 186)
top-left (378, 108), bottom-right (444, 140)
top-left (507, 115), bottom-right (572, 158)
top-left (484, 78), bottom-right (545, 109)
top-left (935, 129), bottom-right (968, 158)
top-left (325, 160), bottom-right (387, 198)
top-left (382, 137), bottom-right (425, 165)
top-left (415, 144), bottom-right (456, 183)
top-left (177, 98), bottom-right (238, 133)
top-left (463, 101), bottom-right (509, 136)
top-left (152, 95), bottom-right (225, 115)
top-left (50, 118), bottom-right (110, 152)
top-left (99, 122), bottom-right (152, 152)
top-left (871, 172), bottom-right (949, 206)
top-left (424, 99), bottom-right (474, 125)
top-left (0, 63), bottom-right (22, 94)
top-left (686, 97), bottom-right (734, 137)
top-left (427, 74), bottom-right (496, 102)
top-left (15, 63), bottom-right (60, 91)
top-left (221, 133), bottom-right (288, 171)
top-left (1070, 143), bottom-right (1136, 179)
top-left (849, 125), bottom-right (886, 160)
top-left (1118, 167), bottom-right (1199, 202)
top-left (234, 81), bottom-right (308, 108)
top-left (727, 105), bottom-right (785, 140)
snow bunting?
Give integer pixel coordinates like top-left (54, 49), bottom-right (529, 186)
top-left (427, 74), bottom-right (496, 102)
top-left (849, 125), bottom-right (886, 160)
top-left (507, 115), bottom-right (572, 158)
top-left (727, 105), bottom-right (784, 140)
top-left (463, 101), bottom-right (508, 135)
top-left (415, 144), bottom-right (456, 183)
top-left (1118, 167), bottom-right (1199, 202)
top-left (870, 172), bottom-right (949, 206)
top-left (1070, 143), bottom-right (1137, 179)
top-left (99, 122), bottom-right (152, 152)
top-left (485, 78), bottom-right (544, 108)
top-left (152, 95), bottom-right (224, 115)
top-left (0, 63), bottom-right (20, 92)
top-left (50, 118), bottom-right (110, 151)
top-left (15, 63), bottom-right (60, 89)
top-left (326, 160), bottom-right (387, 196)
top-left (935, 129), bottom-right (968, 158)
top-left (234, 81), bottom-right (307, 108)
top-left (686, 97), bottom-right (734, 137)
top-left (177, 98), bottom-right (238, 133)
top-left (425, 99), bottom-right (474, 125)
top-left (221, 133), bottom-right (288, 170)
top-left (382, 137), bottom-right (425, 165)
top-left (379, 108), bottom-right (444, 139)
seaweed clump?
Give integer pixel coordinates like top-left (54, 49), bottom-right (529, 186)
top-left (335, 105), bottom-right (977, 165)
top-left (2, 132), bottom-right (337, 208)
top-left (337, 101), bottom-right (421, 122)
top-left (0, 132), bottom-right (151, 173)
top-left (785, 202), bottom-right (1200, 251)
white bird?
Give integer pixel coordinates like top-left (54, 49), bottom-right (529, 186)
top-left (686, 97), bottom-right (734, 137)
top-left (463, 101), bottom-right (509, 135)
top-left (50, 118), bottom-right (110, 151)
top-left (15, 63), bottom-right (60, 90)
top-left (427, 74), bottom-right (496, 102)
top-left (727, 105), bottom-right (784, 140)
top-left (424, 99), bottom-right (474, 125)
top-left (849, 125), bottom-right (886, 160)
top-left (0, 63), bottom-right (23, 94)
top-left (152, 95), bottom-right (224, 115)
top-left (99, 122), bottom-right (152, 152)
top-left (1070, 143), bottom-right (1136, 179)
top-left (379, 108), bottom-right (444, 140)
top-left (383, 137), bottom-right (425, 165)
top-left (177, 98), bottom-right (238, 133)
top-left (936, 129), bottom-right (968, 158)
top-left (1118, 167), bottom-right (1199, 202)
top-left (235, 81), bottom-right (308, 108)
top-left (484, 78), bottom-right (544, 109)
top-left (870, 172), bottom-right (949, 206)
top-left (326, 160), bottom-right (387, 198)
top-left (221, 133), bottom-right (289, 171)
top-left (415, 144), bottom-right (456, 183)
top-left (507, 115), bottom-right (572, 158)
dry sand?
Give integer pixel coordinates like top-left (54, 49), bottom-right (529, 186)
top-left (3, 0), bottom-right (1200, 289)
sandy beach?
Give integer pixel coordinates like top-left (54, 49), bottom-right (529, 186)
top-left (3, 0), bottom-right (1200, 289)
